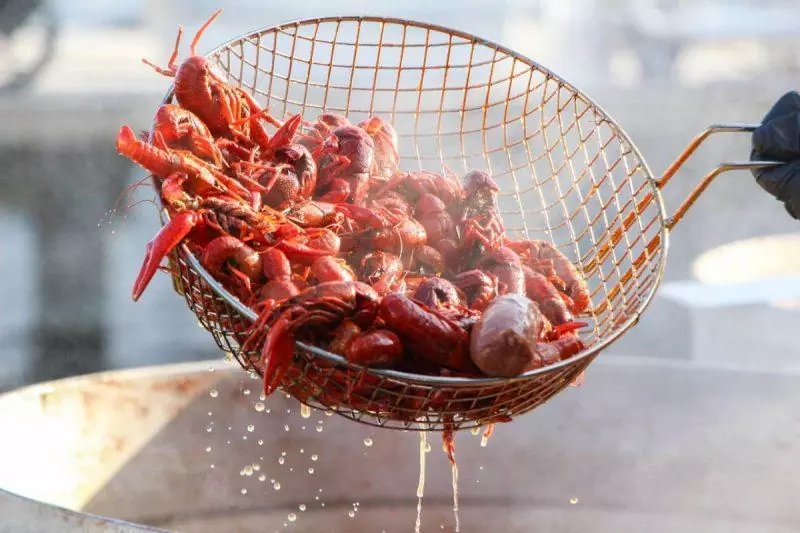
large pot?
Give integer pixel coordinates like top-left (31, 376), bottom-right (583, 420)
top-left (2, 359), bottom-right (800, 532)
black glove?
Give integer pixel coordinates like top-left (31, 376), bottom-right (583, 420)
top-left (750, 90), bottom-right (800, 220)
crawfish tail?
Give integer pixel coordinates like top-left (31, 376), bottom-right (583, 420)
top-left (116, 125), bottom-right (177, 178)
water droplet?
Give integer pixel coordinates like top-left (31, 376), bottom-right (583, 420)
top-left (570, 497), bottom-right (579, 505)
top-left (243, 465), bottom-right (254, 476)
top-left (300, 403), bottom-right (311, 418)
top-left (205, 446), bottom-right (211, 452)
top-left (289, 468), bottom-right (293, 472)
top-left (347, 510), bottom-right (355, 518)
top-left (273, 481), bottom-right (281, 490)
top-left (308, 468), bottom-right (315, 474)
top-left (258, 439), bottom-right (264, 446)
top-left (470, 427), bottom-right (481, 436)
top-left (315, 496), bottom-right (319, 501)
top-left (241, 488), bottom-right (247, 495)
top-left (321, 502), bottom-right (326, 507)
top-left (325, 411), bottom-right (334, 417)
top-left (242, 436), bottom-right (248, 440)
top-left (287, 513), bottom-right (296, 522)
top-left (259, 394), bottom-right (266, 401)
top-left (254, 402), bottom-right (265, 412)
top-left (319, 488), bottom-right (323, 492)
top-left (299, 504), bottom-right (306, 511)
top-left (284, 424), bottom-right (290, 432)
top-left (286, 409), bottom-right (292, 414)
top-left (243, 389), bottom-right (251, 396)
top-left (228, 426), bottom-right (232, 431)
top-left (208, 412), bottom-right (212, 416)
top-left (300, 448), bottom-right (305, 454)
top-left (278, 457), bottom-right (285, 465)
top-left (209, 389), bottom-right (218, 398)
top-left (424, 443), bottom-right (431, 453)
top-left (316, 424), bottom-right (324, 433)
top-left (206, 426), bottom-right (213, 433)
top-left (479, 466), bottom-right (484, 470)
top-left (282, 451), bottom-right (287, 456)
top-left (311, 454), bottom-right (318, 461)
top-left (301, 426), bottom-right (306, 430)
top-left (258, 474), bottom-right (266, 482)
top-left (210, 464), bottom-right (215, 469)
top-left (363, 438), bottom-right (373, 447)
top-left (480, 435), bottom-right (489, 447)
top-left (253, 463), bottom-right (260, 471)
top-left (265, 408), bottom-right (271, 414)
top-left (208, 366), bottom-right (215, 372)
top-left (475, 479), bottom-right (480, 484)
top-left (247, 425), bottom-right (255, 432)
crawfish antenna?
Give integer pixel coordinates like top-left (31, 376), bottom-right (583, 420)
top-left (142, 25), bottom-right (184, 77)
top-left (191, 9), bottom-right (223, 56)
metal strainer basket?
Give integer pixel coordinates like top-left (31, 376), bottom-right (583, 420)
top-left (152, 16), bottom-right (780, 432)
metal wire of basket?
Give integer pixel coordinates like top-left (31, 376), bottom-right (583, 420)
top-left (150, 16), bottom-right (781, 432)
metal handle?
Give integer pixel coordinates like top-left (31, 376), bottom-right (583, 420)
top-left (658, 124), bottom-right (783, 229)
top-left (584, 123), bottom-right (783, 279)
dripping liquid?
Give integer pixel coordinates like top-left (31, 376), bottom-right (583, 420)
top-left (414, 431), bottom-right (427, 533)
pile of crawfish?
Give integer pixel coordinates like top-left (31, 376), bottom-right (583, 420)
top-left (116, 10), bottom-right (591, 414)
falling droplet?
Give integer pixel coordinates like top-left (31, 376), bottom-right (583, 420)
top-left (282, 451), bottom-right (287, 456)
top-left (254, 402), bottom-right (265, 412)
top-left (470, 427), bottom-right (481, 436)
top-left (300, 448), bottom-right (304, 454)
top-left (243, 465), bottom-right (254, 476)
top-left (206, 426), bottom-right (213, 433)
top-left (210, 464), bottom-right (215, 469)
top-left (325, 411), bottom-right (334, 417)
top-left (480, 434), bottom-right (489, 447)
top-left (243, 389), bottom-right (250, 396)
top-left (287, 513), bottom-right (297, 522)
top-left (570, 497), bottom-right (579, 505)
top-left (315, 496), bottom-right (319, 501)
top-left (316, 424), bottom-right (324, 433)
top-left (273, 481), bottom-right (281, 490)
top-left (241, 488), bottom-right (247, 495)
top-left (311, 454), bottom-right (318, 461)
top-left (253, 463), bottom-right (260, 471)
top-left (247, 425), bottom-right (255, 432)
top-left (278, 457), bottom-right (285, 465)
top-left (300, 403), bottom-right (312, 418)
top-left (479, 466), bottom-right (484, 470)
top-left (308, 468), bottom-right (315, 474)
top-left (209, 389), bottom-right (218, 398)
top-left (265, 408), bottom-right (271, 414)
top-left (258, 439), bottom-right (264, 446)
top-left (347, 510), bottom-right (355, 518)
top-left (424, 442), bottom-right (432, 453)
top-left (205, 446), bottom-right (211, 452)
top-left (258, 474), bottom-right (266, 482)
top-left (321, 503), bottom-right (326, 507)
top-left (299, 504), bottom-right (306, 511)
top-left (363, 437), bottom-right (373, 447)
top-left (284, 424), bottom-right (290, 432)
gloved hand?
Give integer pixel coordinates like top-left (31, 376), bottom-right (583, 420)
top-left (750, 90), bottom-right (800, 220)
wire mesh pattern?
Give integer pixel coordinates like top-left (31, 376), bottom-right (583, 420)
top-left (157, 17), bottom-right (667, 431)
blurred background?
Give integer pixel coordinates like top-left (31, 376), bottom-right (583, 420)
top-left (0, 0), bottom-right (799, 389)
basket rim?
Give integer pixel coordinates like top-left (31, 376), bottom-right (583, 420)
top-left (147, 14), bottom-right (670, 388)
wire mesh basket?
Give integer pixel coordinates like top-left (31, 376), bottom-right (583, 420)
top-left (152, 15), bottom-right (780, 432)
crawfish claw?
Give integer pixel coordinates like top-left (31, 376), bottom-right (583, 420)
top-left (132, 211), bottom-right (200, 301)
top-left (261, 311), bottom-right (296, 395)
